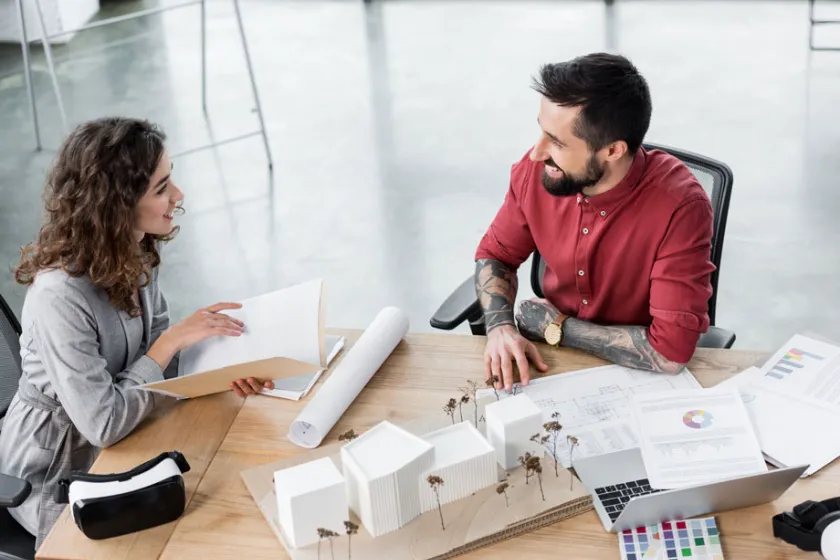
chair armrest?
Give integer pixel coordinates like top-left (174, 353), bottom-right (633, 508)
top-left (430, 275), bottom-right (482, 330)
top-left (697, 326), bottom-right (736, 350)
top-left (0, 473), bottom-right (31, 508)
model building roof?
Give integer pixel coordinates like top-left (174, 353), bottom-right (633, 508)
top-left (274, 457), bottom-right (344, 497)
top-left (486, 393), bottom-right (541, 424)
top-left (423, 422), bottom-right (495, 470)
top-left (342, 421), bottom-right (433, 480)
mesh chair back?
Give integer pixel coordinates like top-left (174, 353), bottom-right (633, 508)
top-left (0, 293), bottom-right (22, 420)
top-left (531, 143), bottom-right (733, 326)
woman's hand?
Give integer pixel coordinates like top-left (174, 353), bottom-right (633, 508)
top-left (152, 302), bottom-right (275, 397)
top-left (148, 302), bottom-right (246, 370)
top-left (164, 302), bottom-right (246, 351)
top-left (230, 377), bottom-right (275, 398)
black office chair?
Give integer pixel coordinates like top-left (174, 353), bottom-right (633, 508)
top-left (430, 142), bottom-right (736, 350)
top-left (0, 292), bottom-right (36, 560)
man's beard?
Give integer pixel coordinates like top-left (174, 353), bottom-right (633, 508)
top-left (541, 153), bottom-right (605, 197)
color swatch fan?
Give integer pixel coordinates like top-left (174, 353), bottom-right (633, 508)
top-left (618, 517), bottom-right (723, 560)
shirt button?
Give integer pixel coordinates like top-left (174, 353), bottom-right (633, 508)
top-left (582, 299), bottom-right (588, 305)
top-left (582, 228), bottom-right (589, 234)
top-left (600, 210), bottom-right (606, 217)
top-left (578, 270), bottom-right (585, 276)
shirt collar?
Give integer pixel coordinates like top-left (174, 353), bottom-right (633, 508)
top-left (579, 148), bottom-right (647, 217)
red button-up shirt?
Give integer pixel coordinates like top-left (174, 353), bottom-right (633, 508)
top-left (475, 147), bottom-right (715, 363)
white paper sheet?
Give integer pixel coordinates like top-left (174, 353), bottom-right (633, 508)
top-left (177, 279), bottom-right (324, 378)
top-left (755, 334), bottom-right (840, 408)
top-left (631, 388), bottom-right (767, 490)
top-left (475, 365), bottom-right (702, 468)
top-left (287, 307), bottom-right (409, 448)
top-left (260, 336), bottom-right (346, 401)
top-left (717, 366), bottom-right (839, 477)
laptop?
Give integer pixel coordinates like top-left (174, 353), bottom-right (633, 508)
top-left (573, 447), bottom-right (808, 532)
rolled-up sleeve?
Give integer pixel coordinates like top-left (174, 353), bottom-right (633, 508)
top-left (475, 161), bottom-right (536, 270)
top-left (149, 268), bottom-right (179, 380)
top-left (32, 284), bottom-right (164, 448)
top-left (648, 197), bottom-right (715, 364)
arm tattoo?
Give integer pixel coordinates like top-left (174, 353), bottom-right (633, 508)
top-left (475, 259), bottom-right (518, 332)
top-left (562, 319), bottom-right (686, 374)
top-left (515, 299), bottom-right (559, 342)
top-left (514, 299), bottom-right (685, 374)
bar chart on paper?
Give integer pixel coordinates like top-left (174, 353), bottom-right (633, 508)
top-left (765, 348), bottom-right (824, 380)
top-left (756, 334), bottom-right (840, 407)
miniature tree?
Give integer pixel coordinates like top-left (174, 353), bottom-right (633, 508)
top-left (324, 529), bottom-right (339, 560)
top-left (526, 455), bottom-right (545, 501)
top-left (460, 380), bottom-right (480, 425)
top-left (344, 520), bottom-right (359, 560)
top-left (485, 375), bottom-right (501, 400)
top-left (427, 475), bottom-right (446, 530)
top-left (543, 420), bottom-right (563, 477)
top-left (518, 451), bottom-right (534, 485)
top-left (338, 429), bottom-right (358, 443)
top-left (496, 482), bottom-right (510, 507)
top-left (443, 398), bottom-right (457, 424)
top-left (317, 527), bottom-right (327, 560)
top-left (459, 394), bottom-right (470, 422)
top-left (567, 435), bottom-right (580, 490)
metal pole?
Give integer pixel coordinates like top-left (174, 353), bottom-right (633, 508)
top-left (201, 0), bottom-right (207, 114)
top-left (809, 0), bottom-right (815, 50)
top-left (32, 0), bottom-right (69, 135)
top-left (231, 0), bottom-right (273, 171)
top-left (16, 0), bottom-right (41, 150)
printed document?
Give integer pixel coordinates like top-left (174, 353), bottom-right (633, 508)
top-left (631, 388), bottom-right (767, 490)
top-left (475, 365), bottom-right (701, 468)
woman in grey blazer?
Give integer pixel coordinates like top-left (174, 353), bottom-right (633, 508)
top-left (0, 117), bottom-right (274, 548)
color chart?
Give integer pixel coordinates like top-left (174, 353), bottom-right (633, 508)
top-left (765, 347), bottom-right (824, 380)
top-left (619, 517), bottom-right (723, 560)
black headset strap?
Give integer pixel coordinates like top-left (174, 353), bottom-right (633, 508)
top-left (773, 497), bottom-right (840, 552)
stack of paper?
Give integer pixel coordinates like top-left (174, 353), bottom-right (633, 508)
top-left (714, 334), bottom-right (840, 477)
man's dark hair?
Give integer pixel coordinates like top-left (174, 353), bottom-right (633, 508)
top-left (532, 53), bottom-right (652, 154)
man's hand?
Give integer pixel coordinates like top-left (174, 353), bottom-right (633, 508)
top-left (484, 325), bottom-right (548, 391)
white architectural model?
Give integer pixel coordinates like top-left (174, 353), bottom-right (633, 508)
top-left (341, 421), bottom-right (434, 537)
top-left (418, 422), bottom-right (497, 513)
top-left (485, 393), bottom-right (543, 470)
top-left (274, 457), bottom-right (348, 548)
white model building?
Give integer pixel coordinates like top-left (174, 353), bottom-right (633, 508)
top-left (418, 421), bottom-right (497, 513)
top-left (274, 457), bottom-right (348, 548)
top-left (485, 393), bottom-right (544, 470)
top-left (341, 421), bottom-right (434, 537)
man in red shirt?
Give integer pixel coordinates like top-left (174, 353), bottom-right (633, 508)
top-left (476, 52), bottom-right (715, 391)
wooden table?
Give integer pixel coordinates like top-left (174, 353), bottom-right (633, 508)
top-left (36, 331), bottom-right (830, 559)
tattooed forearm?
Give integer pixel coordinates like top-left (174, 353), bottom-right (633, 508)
top-left (515, 299), bottom-right (560, 342)
top-left (562, 318), bottom-right (686, 374)
top-left (475, 259), bottom-right (518, 332)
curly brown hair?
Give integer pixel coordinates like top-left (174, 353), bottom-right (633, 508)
top-left (15, 117), bottom-right (180, 317)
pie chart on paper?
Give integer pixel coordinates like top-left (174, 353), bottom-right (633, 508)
top-left (682, 409), bottom-right (714, 429)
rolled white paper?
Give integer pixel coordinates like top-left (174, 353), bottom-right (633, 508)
top-left (287, 307), bottom-right (409, 448)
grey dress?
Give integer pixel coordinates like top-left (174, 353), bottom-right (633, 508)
top-left (0, 266), bottom-right (179, 547)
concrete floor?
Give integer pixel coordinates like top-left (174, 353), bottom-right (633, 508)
top-left (0, 0), bottom-right (838, 353)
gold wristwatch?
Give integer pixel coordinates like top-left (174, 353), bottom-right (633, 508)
top-left (544, 313), bottom-right (568, 347)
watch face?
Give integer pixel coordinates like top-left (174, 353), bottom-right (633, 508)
top-left (545, 324), bottom-right (560, 345)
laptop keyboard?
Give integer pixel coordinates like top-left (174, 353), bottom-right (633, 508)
top-left (594, 478), bottom-right (663, 522)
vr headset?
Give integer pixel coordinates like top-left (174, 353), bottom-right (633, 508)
top-left (56, 451), bottom-right (190, 540)
top-left (774, 497), bottom-right (840, 558)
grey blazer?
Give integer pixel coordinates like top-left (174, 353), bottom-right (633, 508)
top-left (0, 266), bottom-right (178, 547)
